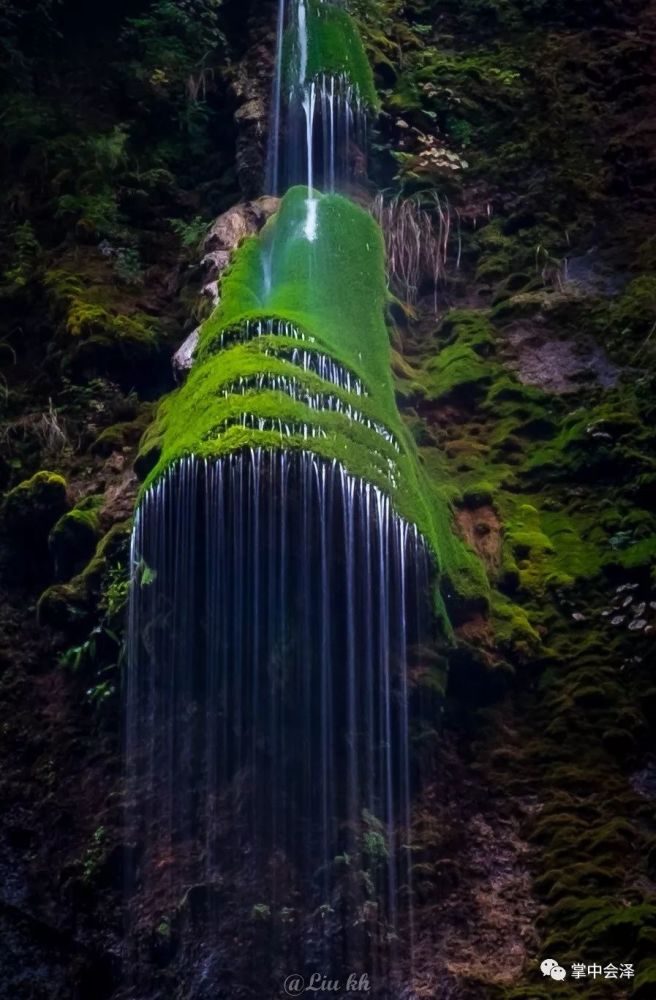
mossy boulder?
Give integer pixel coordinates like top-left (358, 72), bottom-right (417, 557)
top-left (48, 496), bottom-right (103, 581)
top-left (91, 404), bottom-right (156, 457)
top-left (38, 521), bottom-right (131, 630)
top-left (44, 268), bottom-right (167, 388)
top-left (418, 310), bottom-right (496, 403)
top-left (3, 471), bottom-right (70, 552)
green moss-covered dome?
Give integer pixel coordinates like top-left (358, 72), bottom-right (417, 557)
top-left (283, 0), bottom-right (379, 110)
top-left (140, 188), bottom-right (487, 620)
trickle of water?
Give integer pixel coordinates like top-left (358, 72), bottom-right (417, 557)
top-left (297, 0), bottom-right (308, 86)
top-left (265, 0), bottom-right (287, 195)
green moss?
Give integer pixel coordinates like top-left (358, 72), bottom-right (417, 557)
top-left (417, 309), bottom-right (496, 402)
top-left (421, 343), bottom-right (491, 402)
top-left (139, 188), bottom-right (488, 623)
top-left (491, 594), bottom-right (540, 654)
top-left (3, 471), bottom-right (69, 539)
top-left (45, 269), bottom-right (157, 345)
top-left (43, 268), bottom-right (162, 382)
top-left (284, 1), bottom-right (379, 110)
top-left (617, 534), bottom-right (656, 574)
top-left (500, 501), bottom-right (605, 596)
top-left (604, 274), bottom-right (656, 351)
top-left (38, 520), bottom-right (131, 629)
top-left (48, 496), bottom-right (103, 581)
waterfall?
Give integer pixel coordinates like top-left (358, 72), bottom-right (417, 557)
top-left (125, 0), bottom-right (439, 992)
top-left (267, 0), bottom-right (369, 194)
top-left (287, 76), bottom-right (367, 194)
top-left (126, 453), bottom-right (432, 973)
top-left (265, 0), bottom-right (287, 195)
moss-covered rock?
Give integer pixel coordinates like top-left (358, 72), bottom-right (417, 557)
top-left (48, 496), bottom-right (103, 581)
top-left (284, 0), bottom-right (379, 109)
top-left (3, 471), bottom-right (70, 549)
top-left (44, 268), bottom-right (167, 387)
top-left (419, 315), bottom-right (494, 403)
top-left (38, 520), bottom-right (131, 630)
top-left (91, 404), bottom-right (156, 457)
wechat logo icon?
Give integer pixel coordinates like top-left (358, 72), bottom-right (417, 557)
top-left (541, 959), bottom-right (567, 981)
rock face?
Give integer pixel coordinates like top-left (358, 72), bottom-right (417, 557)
top-left (500, 322), bottom-right (620, 394)
top-left (172, 197), bottom-right (280, 379)
top-left (230, 26), bottom-right (276, 198)
top-left (3, 472), bottom-right (70, 573)
top-left (204, 196), bottom-right (280, 253)
top-left (172, 327), bottom-right (200, 379)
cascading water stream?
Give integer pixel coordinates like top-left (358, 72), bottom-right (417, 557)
top-left (125, 0), bottom-right (439, 992)
top-left (126, 452), bottom-right (432, 977)
top-left (267, 0), bottom-right (369, 196)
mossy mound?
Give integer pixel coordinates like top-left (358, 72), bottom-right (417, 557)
top-left (48, 496), bottom-right (103, 581)
top-left (44, 267), bottom-right (167, 387)
top-left (38, 521), bottom-right (131, 631)
top-left (284, 0), bottom-right (379, 110)
top-left (139, 188), bottom-right (488, 623)
top-left (3, 471), bottom-right (70, 545)
top-left (418, 310), bottom-right (495, 403)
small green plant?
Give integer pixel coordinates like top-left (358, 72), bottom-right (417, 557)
top-left (103, 562), bottom-right (130, 618)
top-left (137, 560), bottom-right (157, 587)
top-left (156, 918), bottom-right (172, 939)
top-left (114, 247), bottom-right (143, 285)
top-left (59, 628), bottom-right (101, 672)
top-left (82, 825), bottom-right (107, 882)
top-left (168, 216), bottom-right (209, 253)
top-left (86, 676), bottom-right (116, 707)
top-left (3, 221), bottom-right (41, 290)
top-left (361, 810), bottom-right (389, 868)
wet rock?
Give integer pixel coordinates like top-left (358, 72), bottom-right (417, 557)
top-left (229, 30), bottom-right (275, 197)
top-left (629, 619), bottom-right (647, 631)
top-left (611, 615), bottom-right (626, 626)
top-left (2, 472), bottom-right (70, 576)
top-left (630, 759), bottom-right (656, 800)
top-left (455, 504), bottom-right (502, 575)
top-left (203, 197), bottom-right (280, 255)
top-left (173, 328), bottom-right (200, 380)
top-left (172, 197), bottom-right (279, 380)
top-left (3, 471), bottom-right (69, 539)
top-left (563, 251), bottom-right (626, 297)
top-left (498, 321), bottom-right (619, 394)
top-left (48, 498), bottom-right (102, 581)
